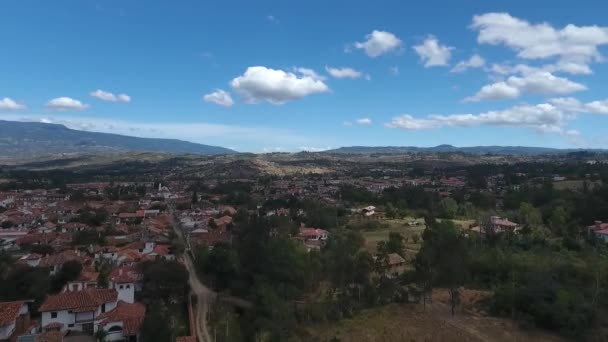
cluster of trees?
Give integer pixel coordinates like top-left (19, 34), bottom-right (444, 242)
top-left (0, 257), bottom-right (84, 309)
top-left (72, 230), bottom-right (106, 246)
top-left (465, 230), bottom-right (608, 338)
top-left (192, 213), bottom-right (417, 340)
top-left (105, 184), bottom-right (147, 201)
top-left (138, 259), bottom-right (190, 342)
top-left (73, 207), bottom-right (109, 226)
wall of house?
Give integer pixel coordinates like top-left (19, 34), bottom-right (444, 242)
top-left (25, 259), bottom-right (40, 267)
top-left (143, 242), bottom-right (154, 254)
top-left (42, 310), bottom-right (74, 331)
top-left (0, 321), bottom-right (16, 340)
top-left (104, 321), bottom-right (125, 342)
top-left (94, 301), bottom-right (117, 317)
top-left (75, 312), bottom-right (94, 323)
top-left (115, 283), bottom-right (135, 303)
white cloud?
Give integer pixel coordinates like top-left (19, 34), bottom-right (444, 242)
top-left (266, 15), bottom-right (278, 23)
top-left (547, 97), bottom-right (585, 112)
top-left (471, 12), bottom-right (608, 63)
top-left (548, 61), bottom-right (593, 75)
top-left (386, 103), bottom-right (577, 136)
top-left (293, 67), bottom-right (326, 81)
top-left (298, 146), bottom-right (332, 152)
top-left (490, 61), bottom-right (592, 76)
top-left (354, 30), bottom-right (402, 57)
top-left (385, 115), bottom-right (438, 130)
top-left (203, 89), bottom-right (234, 107)
top-left (46, 97), bottom-right (89, 111)
top-left (90, 89), bottom-right (131, 103)
top-left (413, 36), bottom-right (454, 67)
top-left (325, 66), bottom-right (363, 79)
top-left (343, 121), bottom-right (353, 126)
top-left (389, 66), bottom-right (399, 76)
top-left (466, 71), bottom-right (586, 101)
top-left (586, 100), bottom-right (608, 114)
top-left (549, 97), bottom-right (608, 114)
top-left (230, 66), bottom-right (329, 104)
top-left (356, 118), bottom-right (372, 125)
top-left (262, 146), bottom-right (285, 153)
top-left (466, 82), bottom-right (521, 101)
top-left (451, 54), bottom-right (485, 73)
top-left (117, 94), bottom-right (131, 102)
top-left (0, 97), bottom-right (26, 110)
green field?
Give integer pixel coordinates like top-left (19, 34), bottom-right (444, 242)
top-left (437, 218), bottom-right (476, 230)
top-left (360, 218), bottom-right (426, 253)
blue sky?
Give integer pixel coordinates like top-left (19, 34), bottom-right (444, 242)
top-left (1, 0), bottom-right (608, 152)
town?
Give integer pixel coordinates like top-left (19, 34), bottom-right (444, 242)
top-left (1, 151), bottom-right (608, 341)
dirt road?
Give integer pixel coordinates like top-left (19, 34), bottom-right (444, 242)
top-left (170, 207), bottom-right (213, 342)
top-left (170, 207), bottom-right (251, 342)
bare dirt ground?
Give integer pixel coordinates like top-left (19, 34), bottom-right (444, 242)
top-left (297, 289), bottom-right (564, 342)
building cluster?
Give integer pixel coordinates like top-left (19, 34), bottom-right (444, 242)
top-left (0, 183), bottom-right (181, 342)
top-left (1, 157), bottom-right (606, 341)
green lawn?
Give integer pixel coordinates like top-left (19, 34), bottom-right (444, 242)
top-left (437, 218), bottom-right (476, 230)
top-left (360, 218), bottom-right (426, 253)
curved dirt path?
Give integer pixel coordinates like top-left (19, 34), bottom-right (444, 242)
top-left (170, 206), bottom-right (251, 342)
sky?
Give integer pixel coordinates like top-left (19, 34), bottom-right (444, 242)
top-left (1, 0), bottom-right (608, 152)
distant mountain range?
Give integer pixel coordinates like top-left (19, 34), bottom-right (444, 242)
top-left (326, 145), bottom-right (607, 156)
top-left (0, 120), bottom-right (236, 158)
top-left (1, 120), bottom-right (606, 159)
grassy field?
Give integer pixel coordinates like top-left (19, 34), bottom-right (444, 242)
top-left (438, 218), bottom-right (476, 230)
top-left (359, 217), bottom-right (476, 254)
top-left (360, 218), bottom-right (426, 254)
top-left (294, 290), bottom-right (564, 342)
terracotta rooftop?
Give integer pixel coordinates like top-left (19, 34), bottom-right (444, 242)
top-left (109, 266), bottom-right (140, 284)
top-left (39, 289), bottom-right (117, 312)
top-left (0, 301), bottom-right (25, 326)
top-left (98, 301), bottom-right (145, 336)
top-left (387, 253), bottom-right (406, 266)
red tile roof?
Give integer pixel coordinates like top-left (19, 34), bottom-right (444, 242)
top-left (109, 266), bottom-right (140, 283)
top-left (387, 253), bottom-right (406, 266)
top-left (43, 322), bottom-right (64, 329)
top-left (0, 301), bottom-right (25, 326)
top-left (215, 215), bottom-right (233, 226)
top-left (152, 244), bottom-right (171, 256)
top-left (595, 228), bottom-right (608, 236)
top-left (39, 289), bottom-right (117, 312)
top-left (38, 250), bottom-right (82, 268)
top-left (76, 271), bottom-right (99, 282)
top-left (98, 301), bottom-right (145, 336)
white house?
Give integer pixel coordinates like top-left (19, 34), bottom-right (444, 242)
top-left (40, 288), bottom-right (118, 335)
top-left (108, 267), bottom-right (140, 304)
top-left (63, 271), bottom-right (99, 293)
top-left (39, 288), bottom-right (145, 341)
top-left (97, 301), bottom-right (146, 342)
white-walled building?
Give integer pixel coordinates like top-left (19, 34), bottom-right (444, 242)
top-left (109, 267), bottom-right (140, 304)
top-left (39, 288), bottom-right (145, 341)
